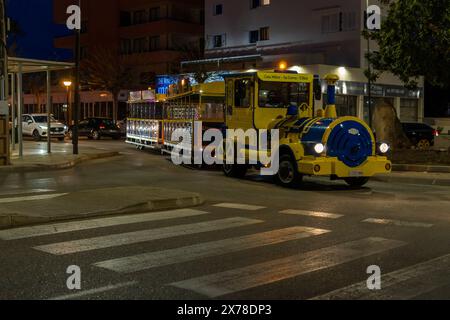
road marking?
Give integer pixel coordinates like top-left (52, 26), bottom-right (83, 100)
top-left (94, 226), bottom-right (330, 273)
top-left (170, 237), bottom-right (406, 298)
top-left (48, 281), bottom-right (138, 300)
top-left (0, 209), bottom-right (210, 241)
top-left (280, 209), bottom-right (343, 219)
top-left (363, 218), bottom-right (433, 228)
top-left (0, 189), bottom-right (55, 196)
top-left (311, 254), bottom-right (450, 300)
top-left (213, 203), bottom-right (266, 211)
top-left (34, 217), bottom-right (263, 255)
top-left (0, 193), bottom-right (68, 204)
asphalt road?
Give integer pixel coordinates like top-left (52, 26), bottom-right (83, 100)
top-left (0, 140), bottom-right (449, 300)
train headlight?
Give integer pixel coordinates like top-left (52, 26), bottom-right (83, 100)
top-left (379, 143), bottom-right (390, 154)
top-left (314, 143), bottom-right (325, 154)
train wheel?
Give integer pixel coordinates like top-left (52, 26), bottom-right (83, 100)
top-left (344, 177), bottom-right (370, 188)
top-left (223, 163), bottom-right (248, 178)
top-left (276, 155), bottom-right (303, 188)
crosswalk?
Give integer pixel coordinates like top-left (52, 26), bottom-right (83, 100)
top-left (0, 199), bottom-right (447, 300)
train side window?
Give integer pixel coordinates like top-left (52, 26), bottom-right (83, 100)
top-left (234, 79), bottom-right (251, 108)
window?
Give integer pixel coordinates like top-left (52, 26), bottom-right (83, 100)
top-left (342, 12), bottom-right (357, 31)
top-left (133, 10), bottom-right (148, 24)
top-left (133, 38), bottom-right (147, 53)
top-left (120, 11), bottom-right (132, 27)
top-left (251, 0), bottom-right (270, 9)
top-left (234, 79), bottom-right (252, 108)
top-left (149, 7), bottom-right (160, 21)
top-left (323, 95), bottom-right (357, 116)
top-left (149, 36), bottom-right (160, 51)
top-left (249, 30), bottom-right (259, 44)
top-left (259, 27), bottom-right (270, 41)
top-left (213, 34), bottom-right (225, 48)
top-left (214, 4), bottom-right (223, 15)
top-left (259, 82), bottom-right (310, 108)
top-left (120, 39), bottom-right (132, 54)
top-left (321, 13), bottom-right (340, 33)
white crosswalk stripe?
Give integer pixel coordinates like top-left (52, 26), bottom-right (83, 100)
top-left (0, 189), bottom-right (55, 196)
top-left (280, 209), bottom-right (343, 219)
top-left (213, 203), bottom-right (266, 211)
top-left (363, 218), bottom-right (433, 228)
top-left (33, 217), bottom-right (263, 255)
top-left (311, 254), bottom-right (450, 300)
top-left (93, 226), bottom-right (330, 273)
top-left (0, 209), bottom-right (209, 240)
top-left (170, 237), bottom-right (406, 298)
top-left (0, 193), bottom-right (68, 204)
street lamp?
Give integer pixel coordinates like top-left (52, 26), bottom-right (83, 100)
top-left (63, 80), bottom-right (72, 125)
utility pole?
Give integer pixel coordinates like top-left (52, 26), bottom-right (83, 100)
top-left (366, 0), bottom-right (373, 128)
top-left (72, 0), bottom-right (81, 155)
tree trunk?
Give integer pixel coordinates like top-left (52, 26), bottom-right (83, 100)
top-left (372, 98), bottom-right (411, 150)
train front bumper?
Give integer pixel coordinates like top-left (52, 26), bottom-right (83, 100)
top-left (297, 156), bottom-right (392, 178)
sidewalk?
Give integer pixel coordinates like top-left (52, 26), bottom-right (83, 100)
top-left (0, 186), bottom-right (204, 229)
top-left (0, 141), bottom-right (120, 173)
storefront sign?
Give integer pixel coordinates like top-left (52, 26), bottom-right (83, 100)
top-left (334, 81), bottom-right (423, 99)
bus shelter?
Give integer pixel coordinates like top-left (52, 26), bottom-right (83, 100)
top-left (7, 57), bottom-right (74, 159)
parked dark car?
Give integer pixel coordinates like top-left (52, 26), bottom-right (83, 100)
top-left (68, 118), bottom-right (121, 140)
top-left (402, 122), bottom-right (439, 149)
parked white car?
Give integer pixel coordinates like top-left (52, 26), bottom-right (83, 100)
top-left (22, 114), bottom-right (67, 141)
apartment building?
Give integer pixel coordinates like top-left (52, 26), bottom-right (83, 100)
top-left (198, 0), bottom-right (424, 123)
top-left (53, 0), bottom-right (204, 83)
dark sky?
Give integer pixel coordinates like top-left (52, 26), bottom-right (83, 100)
top-left (6, 0), bottom-right (71, 61)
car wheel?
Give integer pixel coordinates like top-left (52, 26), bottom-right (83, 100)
top-left (344, 177), bottom-right (370, 188)
top-left (91, 130), bottom-right (101, 140)
top-left (276, 154), bottom-right (303, 188)
top-left (417, 139), bottom-right (431, 150)
top-left (32, 130), bottom-right (41, 142)
top-left (223, 163), bottom-right (248, 178)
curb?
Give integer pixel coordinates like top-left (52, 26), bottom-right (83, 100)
top-left (393, 164), bottom-right (450, 173)
top-left (0, 193), bottom-right (204, 230)
top-left (0, 152), bottom-right (120, 173)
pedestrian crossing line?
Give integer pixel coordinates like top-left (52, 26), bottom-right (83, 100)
top-left (48, 281), bottom-right (138, 300)
top-left (0, 193), bottom-right (68, 204)
top-left (362, 218), bottom-right (433, 228)
top-left (170, 237), bottom-right (406, 298)
top-left (213, 203), bottom-right (266, 211)
top-left (280, 209), bottom-right (343, 219)
top-left (311, 254), bottom-right (450, 300)
top-left (94, 226), bottom-right (331, 273)
top-left (33, 217), bottom-right (263, 255)
top-left (0, 189), bottom-right (55, 197)
top-left (0, 209), bottom-right (210, 241)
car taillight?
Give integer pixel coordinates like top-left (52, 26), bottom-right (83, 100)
top-left (433, 129), bottom-right (439, 137)
top-left (100, 124), bottom-right (106, 130)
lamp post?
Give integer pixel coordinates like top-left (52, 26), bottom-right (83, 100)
top-left (63, 80), bottom-right (72, 125)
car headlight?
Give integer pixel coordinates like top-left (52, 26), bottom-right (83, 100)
top-left (379, 143), bottom-right (390, 154)
top-left (39, 126), bottom-right (47, 130)
top-left (314, 143), bottom-right (325, 154)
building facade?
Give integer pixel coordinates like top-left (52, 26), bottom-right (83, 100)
top-left (53, 0), bottom-right (204, 83)
top-left (201, 0), bottom-right (424, 123)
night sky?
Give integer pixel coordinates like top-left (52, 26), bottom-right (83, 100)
top-left (6, 0), bottom-right (71, 61)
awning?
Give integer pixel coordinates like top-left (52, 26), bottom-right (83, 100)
top-left (8, 57), bottom-right (74, 74)
top-left (181, 54), bottom-right (262, 67)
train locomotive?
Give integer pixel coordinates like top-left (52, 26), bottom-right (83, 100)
top-left (127, 69), bottom-right (391, 188)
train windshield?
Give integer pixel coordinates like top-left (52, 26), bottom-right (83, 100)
top-left (258, 81), bottom-right (310, 108)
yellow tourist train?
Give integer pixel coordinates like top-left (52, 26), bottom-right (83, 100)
top-left (126, 69), bottom-right (391, 188)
